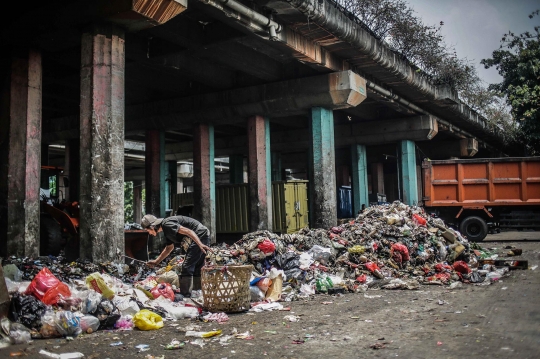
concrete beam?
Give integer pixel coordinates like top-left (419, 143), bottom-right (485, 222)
top-left (126, 70), bottom-right (366, 130)
top-left (335, 116), bottom-right (438, 145)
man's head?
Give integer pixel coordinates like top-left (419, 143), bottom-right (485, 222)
top-left (141, 214), bottom-right (164, 229)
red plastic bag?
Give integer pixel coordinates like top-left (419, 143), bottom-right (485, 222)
top-left (257, 239), bottom-right (276, 254)
top-left (150, 283), bottom-right (175, 301)
top-left (412, 214), bottom-right (427, 226)
top-left (25, 268), bottom-right (71, 305)
top-left (364, 262), bottom-right (380, 273)
top-left (356, 274), bottom-right (367, 283)
top-left (435, 263), bottom-right (453, 272)
top-left (256, 278), bottom-right (272, 293)
top-left (391, 243), bottom-right (410, 261)
top-left (452, 261), bottom-right (471, 274)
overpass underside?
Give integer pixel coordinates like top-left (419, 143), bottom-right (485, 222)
top-left (0, 0), bottom-right (507, 261)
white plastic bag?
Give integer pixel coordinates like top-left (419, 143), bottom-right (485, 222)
top-left (307, 245), bottom-right (331, 265)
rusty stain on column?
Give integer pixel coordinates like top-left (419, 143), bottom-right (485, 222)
top-left (193, 124), bottom-right (216, 243)
top-left (79, 26), bottom-right (125, 262)
top-left (145, 130), bottom-right (161, 216)
top-left (7, 49), bottom-right (42, 257)
top-left (247, 115), bottom-right (272, 231)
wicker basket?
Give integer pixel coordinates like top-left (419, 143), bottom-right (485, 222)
top-left (201, 264), bottom-right (253, 313)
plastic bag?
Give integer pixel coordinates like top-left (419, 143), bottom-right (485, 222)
top-left (85, 273), bottom-right (115, 300)
top-left (150, 283), bottom-right (175, 301)
top-left (40, 309), bottom-right (62, 338)
top-left (95, 300), bottom-right (121, 330)
top-left (156, 271), bottom-right (180, 288)
top-left (307, 245), bottom-right (331, 265)
top-left (298, 252), bottom-right (314, 269)
top-left (25, 267), bottom-right (71, 305)
top-left (390, 243), bottom-right (410, 261)
top-left (112, 296), bottom-right (140, 316)
top-left (8, 292), bottom-right (47, 330)
top-left (79, 315), bottom-right (100, 334)
top-left (255, 278), bottom-right (272, 293)
top-left (257, 239), bottom-right (276, 255)
top-left (114, 316), bottom-right (134, 330)
top-left (84, 290), bottom-right (102, 314)
top-left (54, 311), bottom-right (82, 337)
top-left (133, 309), bottom-right (164, 330)
top-left (250, 286), bottom-right (265, 302)
top-left (152, 296), bottom-right (198, 319)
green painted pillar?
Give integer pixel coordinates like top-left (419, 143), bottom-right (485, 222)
top-left (229, 154), bottom-right (244, 184)
top-left (159, 131), bottom-right (166, 218)
top-left (400, 140), bottom-right (418, 205)
top-left (271, 152), bottom-right (282, 181)
top-left (310, 107), bottom-right (337, 229)
top-left (351, 144), bottom-right (369, 214)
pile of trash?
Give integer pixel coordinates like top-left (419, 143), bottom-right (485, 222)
top-left (0, 201), bottom-right (523, 348)
top-left (207, 201), bottom-right (522, 301)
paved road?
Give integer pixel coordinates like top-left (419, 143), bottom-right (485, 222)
top-left (484, 230), bottom-right (540, 242)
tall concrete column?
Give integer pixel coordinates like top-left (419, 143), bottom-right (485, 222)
top-left (351, 144), bottom-right (369, 214)
top-left (65, 139), bottom-right (80, 202)
top-left (371, 162), bottom-right (385, 195)
top-left (247, 115), bottom-right (272, 231)
top-left (7, 49), bottom-right (42, 257)
top-left (79, 26), bottom-right (125, 261)
top-left (400, 140), bottom-right (418, 205)
top-left (310, 107), bottom-right (337, 229)
top-left (193, 124), bottom-right (216, 243)
top-left (229, 154), bottom-right (244, 184)
top-left (168, 160), bottom-right (178, 212)
top-left (145, 130), bottom-right (162, 217)
top-left (133, 180), bottom-right (142, 225)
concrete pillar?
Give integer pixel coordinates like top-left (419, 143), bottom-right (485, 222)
top-left (400, 140), bottom-right (418, 205)
top-left (79, 26), bottom-right (125, 262)
top-left (229, 154), bottom-right (244, 184)
top-left (351, 144), bottom-right (369, 214)
top-left (193, 124), bottom-right (216, 243)
top-left (371, 162), bottom-right (385, 195)
top-left (247, 115), bottom-right (272, 231)
top-left (65, 139), bottom-right (80, 202)
top-left (271, 152), bottom-right (282, 181)
top-left (7, 49), bottom-right (42, 257)
top-left (133, 180), bottom-right (142, 225)
top-left (310, 107), bottom-right (337, 228)
top-left (145, 130), bottom-right (162, 217)
top-left (168, 160), bottom-right (178, 211)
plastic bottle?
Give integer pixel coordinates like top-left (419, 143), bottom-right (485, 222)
top-left (79, 315), bottom-right (100, 334)
top-left (325, 276), bottom-right (334, 289)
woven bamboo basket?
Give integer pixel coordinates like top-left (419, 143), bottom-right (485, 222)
top-left (201, 264), bottom-right (253, 313)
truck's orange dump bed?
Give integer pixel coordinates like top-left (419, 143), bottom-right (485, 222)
top-left (422, 157), bottom-right (540, 207)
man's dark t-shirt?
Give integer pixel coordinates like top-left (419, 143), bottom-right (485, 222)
top-left (161, 216), bottom-right (210, 245)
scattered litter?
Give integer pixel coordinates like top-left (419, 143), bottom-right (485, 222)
top-left (283, 315), bottom-right (301, 322)
top-left (164, 339), bottom-right (185, 350)
top-left (39, 350), bottom-right (84, 359)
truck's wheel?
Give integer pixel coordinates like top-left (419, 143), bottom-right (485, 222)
top-left (459, 216), bottom-right (488, 242)
top-left (40, 216), bottom-right (65, 256)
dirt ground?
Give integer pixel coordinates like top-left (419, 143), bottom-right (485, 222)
top-left (3, 234), bottom-right (540, 359)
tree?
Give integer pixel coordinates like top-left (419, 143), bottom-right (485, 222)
top-left (481, 10), bottom-right (540, 155)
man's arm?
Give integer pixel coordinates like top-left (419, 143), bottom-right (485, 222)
top-left (177, 227), bottom-right (212, 254)
top-left (147, 243), bottom-right (174, 266)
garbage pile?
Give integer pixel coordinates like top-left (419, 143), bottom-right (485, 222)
top-left (0, 201), bottom-right (523, 348)
top-left (207, 201), bottom-right (520, 301)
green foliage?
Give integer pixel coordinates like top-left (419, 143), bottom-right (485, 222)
top-left (481, 10), bottom-right (540, 155)
top-left (124, 181), bottom-right (133, 223)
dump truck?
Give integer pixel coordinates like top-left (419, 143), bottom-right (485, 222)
top-left (422, 157), bottom-right (540, 241)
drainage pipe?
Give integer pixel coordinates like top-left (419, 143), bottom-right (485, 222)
top-left (199, 0), bottom-right (282, 36)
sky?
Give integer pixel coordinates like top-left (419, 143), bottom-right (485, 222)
top-left (405, 0), bottom-right (540, 85)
